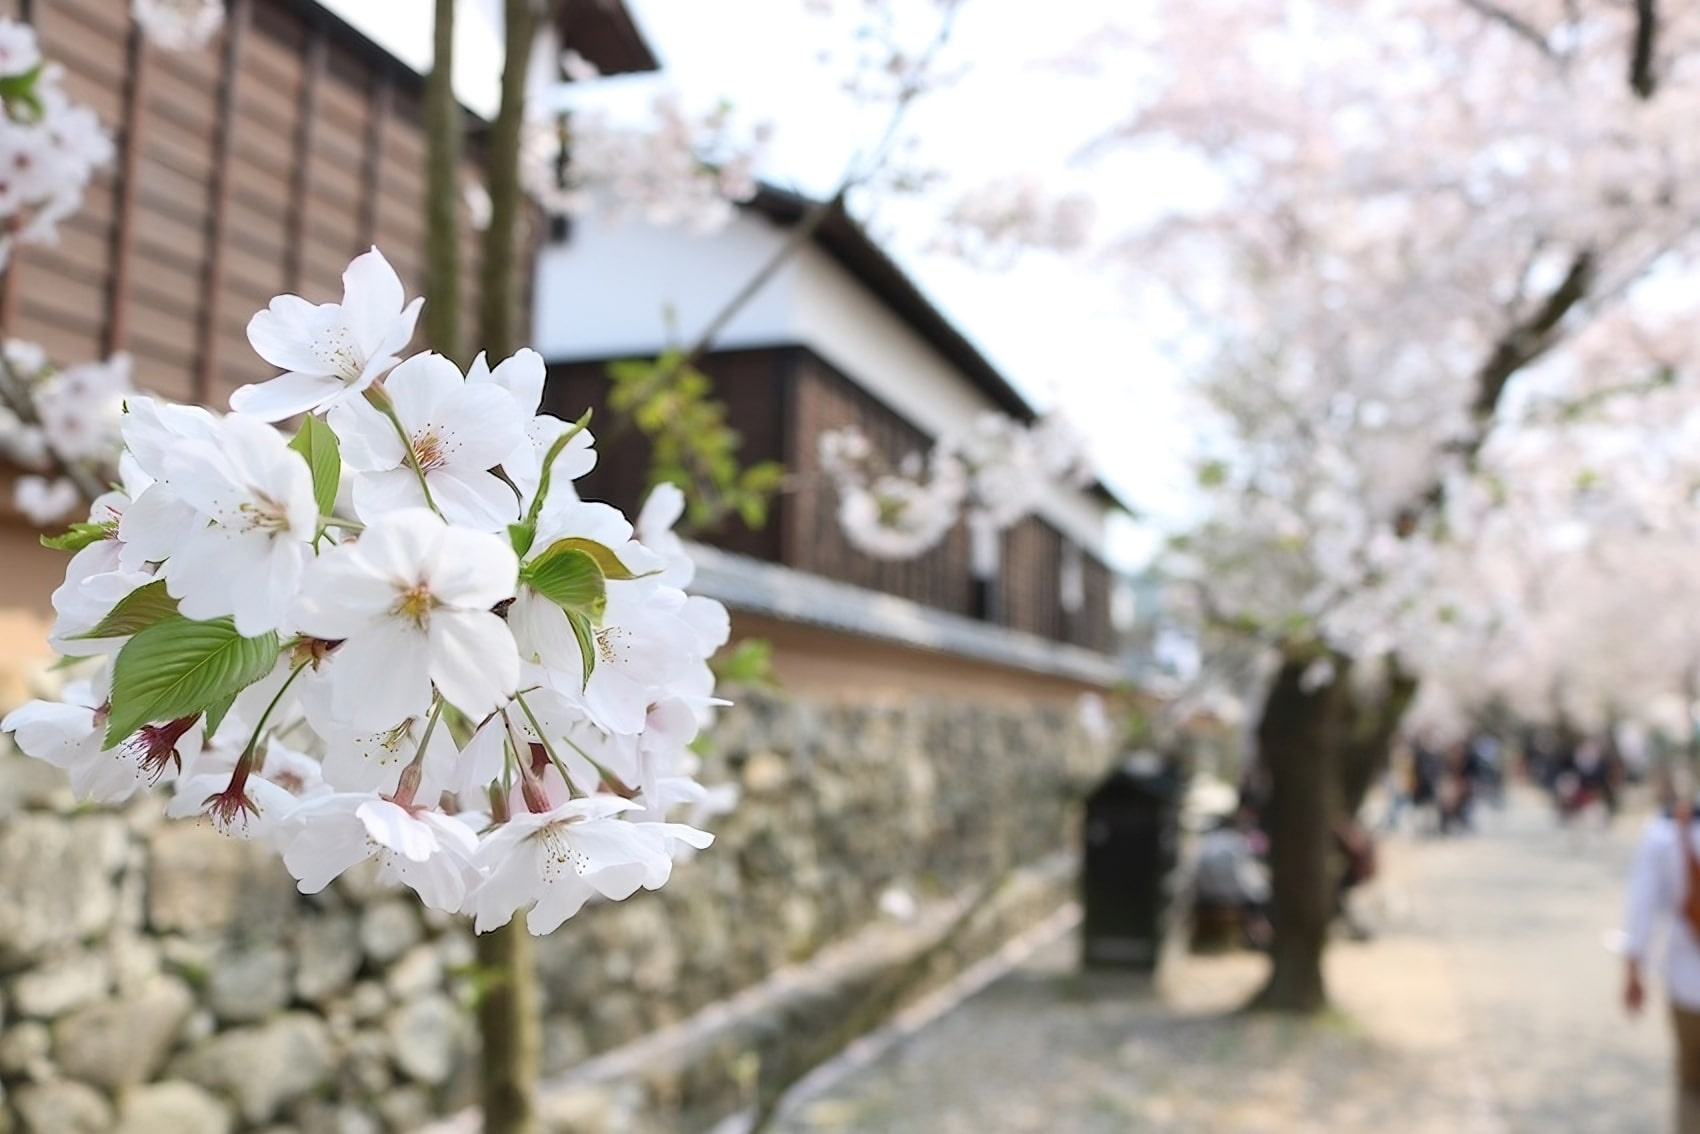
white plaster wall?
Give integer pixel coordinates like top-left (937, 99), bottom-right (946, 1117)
top-left (532, 212), bottom-right (801, 360)
top-left (532, 214), bottom-right (1109, 555)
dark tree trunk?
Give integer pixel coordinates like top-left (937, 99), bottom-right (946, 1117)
top-left (423, 0), bottom-right (461, 363)
top-left (1339, 664), bottom-right (1419, 819)
top-left (478, 0), bottom-right (536, 363)
top-left (1247, 651), bottom-right (1351, 1014)
top-left (471, 5), bottom-right (542, 1133)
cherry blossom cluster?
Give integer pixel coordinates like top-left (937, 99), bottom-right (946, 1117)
top-left (2, 249), bottom-right (732, 935)
top-left (931, 176), bottom-right (1097, 266)
top-left (131, 0), bottom-right (226, 51)
top-left (0, 20), bottom-right (114, 269)
top-left (817, 411), bottom-right (1091, 560)
top-left (0, 342), bottom-right (136, 524)
top-left (523, 93), bottom-right (768, 235)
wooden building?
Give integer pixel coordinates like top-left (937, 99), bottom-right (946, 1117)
top-left (535, 188), bottom-right (1128, 696)
top-left (0, 0), bottom-right (657, 686)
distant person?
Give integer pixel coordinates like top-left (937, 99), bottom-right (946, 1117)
top-left (1192, 805), bottom-right (1271, 951)
top-left (1622, 781), bottom-right (1700, 1131)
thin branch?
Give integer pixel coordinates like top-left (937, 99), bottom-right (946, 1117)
top-left (1397, 247), bottom-right (1595, 525)
top-left (1630, 0), bottom-right (1658, 99)
top-left (1469, 249), bottom-right (1596, 421)
top-left (671, 0), bottom-right (963, 373)
top-left (1458, 0), bottom-right (1556, 59)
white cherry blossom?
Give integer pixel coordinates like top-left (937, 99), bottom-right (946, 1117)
top-left (158, 414), bottom-right (318, 635)
top-left (470, 796), bottom-right (711, 934)
top-left (329, 352), bottom-right (526, 530)
top-left (293, 508), bottom-right (520, 727)
top-left (230, 247), bottom-right (423, 421)
top-left (132, 0), bottom-right (225, 52)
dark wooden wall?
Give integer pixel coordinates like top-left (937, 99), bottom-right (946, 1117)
top-left (545, 344), bottom-right (1117, 655)
top-left (0, 0), bottom-right (495, 405)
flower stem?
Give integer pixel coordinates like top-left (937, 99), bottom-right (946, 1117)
top-left (520, 408), bottom-right (592, 532)
top-left (510, 689), bottom-right (584, 800)
top-left (390, 696), bottom-right (445, 810)
top-left (240, 659), bottom-right (310, 763)
top-left (363, 385), bottom-right (444, 518)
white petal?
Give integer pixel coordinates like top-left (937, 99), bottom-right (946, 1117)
top-left (430, 467), bottom-right (521, 530)
top-left (247, 295), bottom-right (334, 374)
top-left (384, 352), bottom-right (463, 428)
top-left (330, 621), bottom-right (434, 728)
top-left (340, 248), bottom-right (407, 360)
top-left (427, 610), bottom-right (518, 717)
top-left (358, 799), bottom-right (436, 862)
top-left (228, 372), bottom-right (346, 421)
top-left (435, 383), bottom-right (529, 470)
top-left (429, 525), bottom-right (519, 609)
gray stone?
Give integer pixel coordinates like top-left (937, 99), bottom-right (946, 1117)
top-left (12, 1079), bottom-right (112, 1134)
top-left (10, 951), bottom-right (109, 1019)
top-left (374, 1085), bottom-right (433, 1134)
top-left (289, 1102), bottom-right (380, 1134)
top-left (384, 942), bottom-right (443, 1000)
top-left (109, 933), bottom-right (163, 992)
top-left (386, 994), bottom-right (462, 1085)
top-left (177, 1012), bottom-right (333, 1124)
top-left (538, 1084), bottom-right (617, 1134)
top-left (147, 824), bottom-right (298, 935)
top-left (53, 978), bottom-right (194, 1091)
top-left (0, 748), bottom-right (73, 819)
top-left (0, 814), bottom-right (126, 964)
top-left (741, 749), bottom-right (790, 793)
top-left (0, 1022), bottom-right (51, 1080)
top-left (343, 1028), bottom-right (393, 1095)
top-left (359, 899), bottom-right (422, 964)
top-left (293, 912), bottom-right (361, 1004)
top-left (115, 1081), bottom-right (232, 1134)
top-left (348, 980), bottom-right (389, 1023)
top-left (207, 945), bottom-right (291, 1023)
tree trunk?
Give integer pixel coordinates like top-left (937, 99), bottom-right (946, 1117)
top-left (475, 922), bottom-right (540, 1134)
top-left (1339, 663), bottom-right (1419, 819)
top-left (478, 0), bottom-right (536, 363)
top-left (423, 0), bottom-right (462, 363)
top-left (472, 5), bottom-right (542, 1132)
top-left (1247, 651), bottom-right (1350, 1014)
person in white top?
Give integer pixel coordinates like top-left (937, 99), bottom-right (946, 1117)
top-left (1623, 770), bottom-right (1700, 1133)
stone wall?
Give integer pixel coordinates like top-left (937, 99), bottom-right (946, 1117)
top-left (0, 687), bottom-right (1114, 1134)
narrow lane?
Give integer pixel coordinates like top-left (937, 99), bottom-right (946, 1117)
top-left (770, 788), bottom-right (1671, 1133)
top-left (1406, 792), bottom-right (1666, 1133)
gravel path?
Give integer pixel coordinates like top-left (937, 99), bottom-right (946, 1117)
top-left (771, 789), bottom-right (1670, 1134)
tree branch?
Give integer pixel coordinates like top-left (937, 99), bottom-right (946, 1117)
top-left (1469, 249), bottom-right (1595, 420)
top-left (1458, 0), bottom-right (1555, 59)
top-left (1397, 248), bottom-right (1595, 527)
top-left (1630, 0), bottom-right (1658, 99)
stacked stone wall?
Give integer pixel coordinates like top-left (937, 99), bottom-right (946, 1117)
top-left (0, 688), bottom-right (1113, 1133)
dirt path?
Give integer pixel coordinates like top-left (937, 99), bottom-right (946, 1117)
top-left (771, 789), bottom-right (1669, 1133)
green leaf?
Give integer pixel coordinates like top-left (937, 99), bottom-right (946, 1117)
top-left (710, 638), bottom-right (777, 689)
top-left (520, 545), bottom-right (606, 620)
top-left (105, 617), bottom-right (282, 747)
top-left (522, 409), bottom-right (593, 533)
top-left (202, 691), bottom-right (238, 739)
top-left (69, 580), bottom-right (179, 641)
top-left (508, 521), bottom-right (536, 560)
top-left (566, 609), bottom-right (598, 688)
top-left (289, 413), bottom-right (342, 519)
top-left (535, 537), bottom-right (642, 582)
top-left (41, 521), bottom-right (116, 553)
